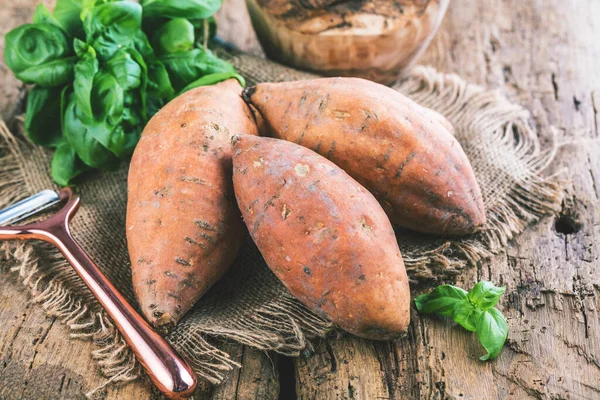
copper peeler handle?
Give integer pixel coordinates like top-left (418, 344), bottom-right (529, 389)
top-left (0, 188), bottom-right (197, 398)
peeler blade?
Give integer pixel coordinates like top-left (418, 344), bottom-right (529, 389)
top-left (0, 190), bottom-right (61, 226)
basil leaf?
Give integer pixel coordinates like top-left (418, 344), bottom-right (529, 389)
top-left (467, 281), bottom-right (506, 310)
top-left (76, 69), bottom-right (128, 159)
top-left (25, 86), bottom-right (64, 148)
top-left (69, 50), bottom-right (129, 165)
top-left (451, 301), bottom-right (481, 332)
top-left (53, 0), bottom-right (84, 38)
top-left (51, 140), bottom-right (91, 186)
top-left (121, 95), bottom-right (144, 142)
top-left (477, 307), bottom-right (508, 361)
top-left (414, 284), bottom-right (468, 317)
top-left (109, 46), bottom-right (149, 121)
top-left (141, 0), bottom-right (222, 20)
top-left (161, 48), bottom-right (236, 91)
top-left (152, 18), bottom-right (195, 55)
top-left (106, 48), bottom-right (144, 91)
top-left (17, 58), bottom-right (78, 88)
top-left (33, 4), bottom-right (64, 29)
top-left (73, 38), bottom-right (91, 58)
top-left (4, 23), bottom-right (75, 87)
top-left (73, 50), bottom-right (99, 118)
top-left (91, 70), bottom-right (125, 136)
top-left (83, 1), bottom-right (142, 39)
top-left (63, 93), bottom-right (120, 169)
top-left (180, 72), bottom-right (245, 94)
top-left (132, 29), bottom-right (157, 60)
top-left (144, 60), bottom-right (174, 116)
top-left (83, 1), bottom-right (143, 60)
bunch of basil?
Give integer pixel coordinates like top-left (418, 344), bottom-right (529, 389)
top-left (5, 0), bottom-right (242, 185)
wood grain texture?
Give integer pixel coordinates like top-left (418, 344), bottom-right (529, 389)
top-left (1, 0), bottom-right (599, 399)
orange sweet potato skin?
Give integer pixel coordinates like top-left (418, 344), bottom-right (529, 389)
top-left (243, 78), bottom-right (485, 236)
top-left (126, 79), bottom-right (259, 329)
top-left (232, 135), bottom-right (410, 340)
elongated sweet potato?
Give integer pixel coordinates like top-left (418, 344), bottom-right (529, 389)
top-left (127, 79), bottom-right (258, 330)
top-left (242, 78), bottom-right (485, 235)
top-left (232, 134), bottom-right (410, 340)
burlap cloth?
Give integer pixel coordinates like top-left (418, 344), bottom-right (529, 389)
top-left (0, 52), bottom-right (561, 395)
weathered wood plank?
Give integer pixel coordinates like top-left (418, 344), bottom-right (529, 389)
top-left (210, 344), bottom-right (280, 400)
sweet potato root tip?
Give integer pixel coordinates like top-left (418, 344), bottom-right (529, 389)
top-left (242, 86), bottom-right (257, 103)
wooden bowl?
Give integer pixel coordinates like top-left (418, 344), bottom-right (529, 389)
top-left (246, 0), bottom-right (449, 85)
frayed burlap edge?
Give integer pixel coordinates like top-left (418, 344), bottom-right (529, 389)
top-left (0, 65), bottom-right (563, 395)
top-left (167, 295), bottom-right (332, 385)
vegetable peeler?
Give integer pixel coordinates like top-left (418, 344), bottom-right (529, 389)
top-left (0, 188), bottom-right (197, 399)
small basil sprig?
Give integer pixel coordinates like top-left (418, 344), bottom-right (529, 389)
top-left (415, 281), bottom-right (508, 361)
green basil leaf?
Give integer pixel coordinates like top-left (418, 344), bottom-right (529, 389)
top-left (132, 51), bottom-right (149, 121)
top-left (477, 307), bottom-right (508, 361)
top-left (161, 48), bottom-right (236, 91)
top-left (152, 18), bottom-right (195, 55)
top-left (414, 284), bottom-right (468, 317)
top-left (451, 301), bottom-right (482, 332)
top-left (92, 69), bottom-right (125, 125)
top-left (33, 4), bottom-right (63, 29)
top-left (16, 57), bottom-right (78, 88)
top-left (69, 52), bottom-right (130, 164)
top-left (24, 86), bottom-right (64, 148)
top-left (53, 0), bottom-right (84, 38)
top-left (141, 0), bottom-right (222, 20)
top-left (109, 46), bottom-right (149, 121)
top-left (179, 72), bottom-right (245, 94)
top-left (73, 50), bottom-right (99, 118)
top-left (90, 70), bottom-right (127, 155)
top-left (80, 0), bottom-right (105, 20)
top-left (467, 281), bottom-right (506, 310)
top-left (63, 93), bottom-right (120, 169)
top-left (122, 21), bottom-right (172, 117)
top-left (4, 23), bottom-right (75, 87)
top-left (121, 98), bottom-right (144, 141)
top-left (106, 48), bottom-right (144, 91)
top-left (51, 140), bottom-right (91, 186)
top-left (83, 1), bottom-right (143, 60)
top-left (145, 60), bottom-right (175, 116)
top-left (73, 38), bottom-right (91, 58)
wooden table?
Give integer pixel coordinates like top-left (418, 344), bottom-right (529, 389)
top-left (1, 0), bottom-right (599, 398)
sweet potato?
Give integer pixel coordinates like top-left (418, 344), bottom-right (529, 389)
top-left (126, 79), bottom-right (258, 330)
top-left (242, 78), bottom-right (485, 235)
top-left (232, 134), bottom-right (410, 340)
